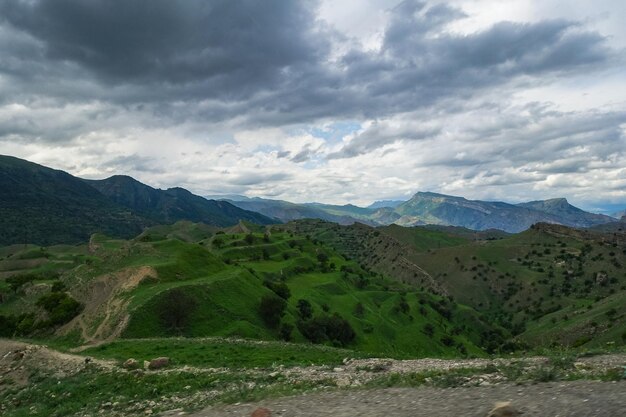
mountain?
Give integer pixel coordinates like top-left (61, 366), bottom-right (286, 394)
top-left (612, 209), bottom-right (626, 219)
top-left (303, 202), bottom-right (378, 222)
top-left (219, 197), bottom-right (370, 225)
top-left (220, 192), bottom-right (615, 233)
top-left (87, 176), bottom-right (274, 227)
top-left (0, 155), bottom-right (149, 245)
top-left (367, 200), bottom-right (405, 209)
top-left (392, 192), bottom-right (615, 233)
top-left (516, 198), bottom-right (615, 228)
top-left (0, 155), bottom-right (274, 245)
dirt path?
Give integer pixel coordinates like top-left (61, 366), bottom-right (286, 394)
top-left (0, 339), bottom-right (115, 390)
top-left (62, 266), bottom-right (157, 352)
top-left (187, 381), bottom-right (626, 417)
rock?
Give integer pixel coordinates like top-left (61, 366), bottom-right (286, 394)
top-left (143, 360), bottom-right (150, 369)
top-left (251, 407), bottom-right (271, 417)
top-left (12, 351), bottom-right (24, 361)
top-left (487, 401), bottom-right (520, 417)
top-left (333, 367), bottom-right (344, 372)
top-left (148, 357), bottom-right (170, 369)
top-left (123, 358), bottom-right (139, 369)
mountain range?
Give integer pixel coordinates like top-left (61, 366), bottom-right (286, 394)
top-left (0, 155), bottom-right (273, 245)
top-left (0, 155), bottom-right (623, 245)
top-left (219, 191), bottom-right (618, 233)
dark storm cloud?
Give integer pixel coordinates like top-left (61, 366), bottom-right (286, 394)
top-left (0, 0), bottom-right (323, 87)
top-left (0, 0), bottom-right (617, 143)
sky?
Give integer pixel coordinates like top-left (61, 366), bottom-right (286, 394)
top-left (0, 0), bottom-right (625, 213)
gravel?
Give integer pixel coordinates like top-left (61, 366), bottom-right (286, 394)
top-left (191, 380), bottom-right (626, 417)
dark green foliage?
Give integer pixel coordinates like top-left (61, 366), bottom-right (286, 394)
top-left (158, 289), bottom-right (198, 334)
top-left (6, 274), bottom-right (37, 292)
top-left (263, 280), bottom-right (291, 300)
top-left (298, 313), bottom-right (356, 347)
top-left (296, 299), bottom-right (313, 320)
top-left (354, 302), bottom-right (365, 318)
top-left (279, 323), bottom-right (294, 341)
top-left (258, 294), bottom-right (287, 328)
top-left (440, 335), bottom-right (454, 346)
top-left (35, 292), bottom-right (83, 326)
top-left (393, 296), bottom-right (410, 314)
top-left (423, 323), bottom-right (435, 337)
top-left (0, 314), bottom-right (17, 336)
top-left (316, 252), bottom-right (329, 264)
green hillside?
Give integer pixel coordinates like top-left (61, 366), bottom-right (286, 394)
top-left (0, 155), bottom-right (150, 246)
top-left (0, 222), bottom-right (499, 358)
top-left (290, 220), bottom-right (626, 350)
top-left (88, 176), bottom-right (275, 227)
top-left (1, 218), bottom-right (624, 357)
top-left (0, 155), bottom-right (275, 246)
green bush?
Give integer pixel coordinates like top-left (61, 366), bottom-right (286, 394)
top-left (158, 289), bottom-right (198, 334)
top-left (298, 313), bottom-right (356, 347)
top-left (297, 299), bottom-right (313, 320)
top-left (258, 294), bottom-right (286, 328)
top-left (35, 292), bottom-right (83, 326)
top-left (263, 280), bottom-right (291, 300)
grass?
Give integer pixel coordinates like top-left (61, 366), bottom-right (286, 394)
top-left (80, 337), bottom-right (366, 368)
top-left (0, 365), bottom-right (338, 417)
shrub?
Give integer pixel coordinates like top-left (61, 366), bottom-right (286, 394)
top-left (298, 313), bottom-right (356, 347)
top-left (259, 294), bottom-right (286, 328)
top-left (279, 323), bottom-right (294, 341)
top-left (36, 292), bottom-right (83, 327)
top-left (353, 302), bottom-right (365, 318)
top-left (158, 289), bottom-right (197, 334)
top-left (264, 280), bottom-right (291, 300)
top-left (296, 299), bottom-right (313, 320)
top-left (422, 323), bottom-right (435, 337)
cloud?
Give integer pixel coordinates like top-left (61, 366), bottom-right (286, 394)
top-left (0, 0), bottom-right (624, 210)
top-left (0, 0), bottom-right (614, 130)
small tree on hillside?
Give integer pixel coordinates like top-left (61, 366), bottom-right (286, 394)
top-left (159, 289), bottom-right (197, 334)
top-left (297, 299), bottom-right (313, 320)
top-left (259, 294), bottom-right (286, 328)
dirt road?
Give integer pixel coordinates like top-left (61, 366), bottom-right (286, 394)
top-left (190, 380), bottom-right (626, 417)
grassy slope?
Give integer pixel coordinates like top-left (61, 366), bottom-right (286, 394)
top-left (0, 222), bottom-right (493, 358)
top-left (2, 220), bottom-right (624, 355)
top-left (406, 228), bottom-right (626, 348)
top-left (283, 220), bottom-right (626, 350)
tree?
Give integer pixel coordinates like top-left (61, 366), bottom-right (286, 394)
top-left (353, 302), bottom-right (365, 318)
top-left (264, 280), bottom-right (291, 300)
top-left (317, 253), bottom-right (329, 264)
top-left (279, 323), bottom-right (294, 341)
top-left (259, 294), bottom-right (286, 328)
top-left (245, 234), bottom-right (255, 245)
top-left (158, 289), bottom-right (197, 334)
top-left (297, 299), bottom-right (313, 320)
top-left (297, 313), bottom-right (356, 347)
top-left (36, 292), bottom-right (83, 327)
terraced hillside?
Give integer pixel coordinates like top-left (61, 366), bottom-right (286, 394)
top-left (0, 222), bottom-right (496, 358)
